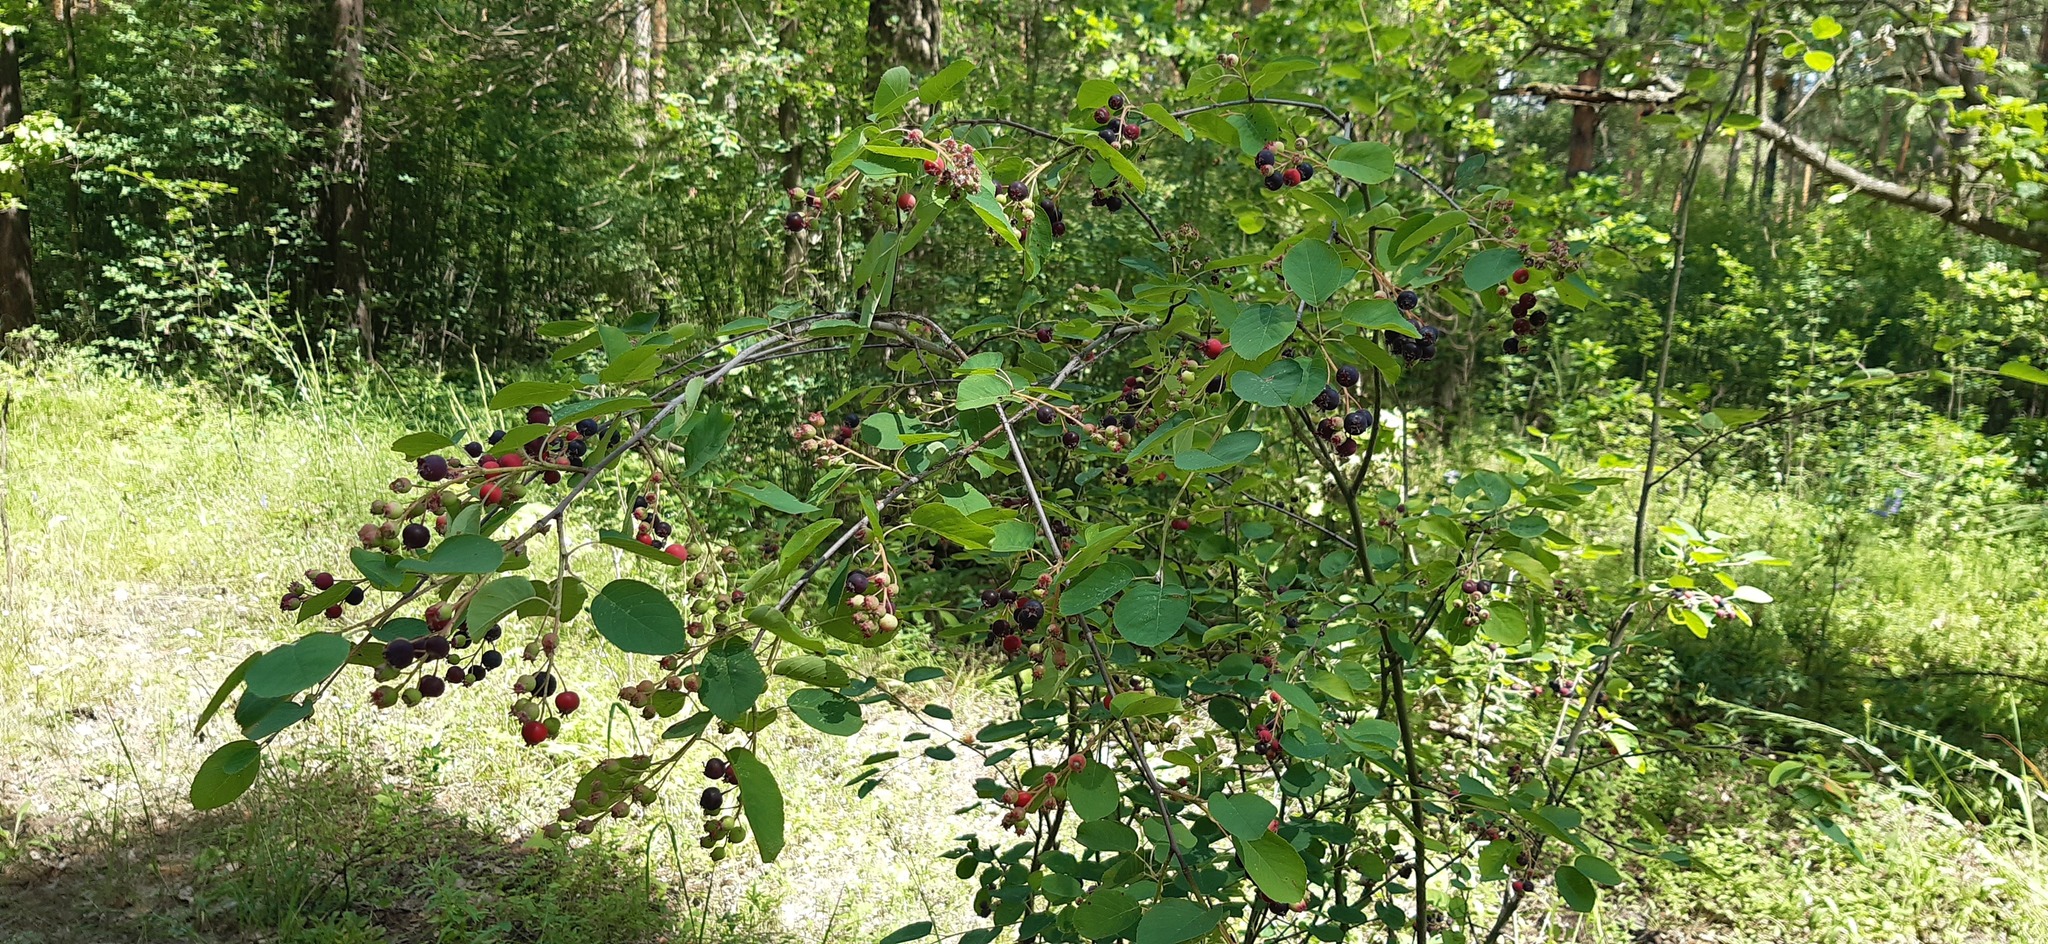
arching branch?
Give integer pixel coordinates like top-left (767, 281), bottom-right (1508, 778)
top-left (1507, 81), bottom-right (2048, 256)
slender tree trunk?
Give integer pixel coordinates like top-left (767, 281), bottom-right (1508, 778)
top-left (325, 0), bottom-right (372, 355)
top-left (59, 0), bottom-right (84, 309)
top-left (1566, 65), bottom-right (1601, 176)
top-left (0, 28), bottom-right (36, 337)
top-left (778, 13), bottom-right (804, 292)
top-left (1760, 71), bottom-right (1791, 209)
top-left (866, 0), bottom-right (942, 92)
top-left (651, 0), bottom-right (667, 96)
top-left (625, 1), bottom-right (653, 103)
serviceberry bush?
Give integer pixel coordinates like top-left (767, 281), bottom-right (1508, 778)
top-left (194, 53), bottom-right (1782, 944)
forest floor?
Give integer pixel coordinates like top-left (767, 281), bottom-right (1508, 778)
top-left (1, 359), bottom-right (2044, 944)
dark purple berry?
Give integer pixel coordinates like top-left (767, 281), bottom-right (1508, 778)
top-left (1264, 173), bottom-right (1283, 191)
top-left (1313, 386), bottom-right (1341, 411)
top-left (1296, 163), bottom-right (1314, 180)
top-left (847, 570), bottom-right (871, 594)
top-left (345, 586), bottom-right (366, 606)
top-left (464, 441), bottom-right (484, 459)
top-left (1036, 405), bottom-right (1056, 424)
top-left (706, 757), bottom-right (728, 780)
top-left (384, 637), bottom-right (416, 668)
top-left (700, 786), bottom-right (723, 813)
top-left (420, 634), bottom-right (452, 660)
top-left (416, 455), bottom-right (449, 482)
top-left (1107, 93), bottom-right (1126, 110)
top-left (403, 522), bottom-right (431, 550)
top-left (1015, 597), bottom-right (1045, 629)
top-left (481, 649), bottom-right (503, 669)
top-left (1344, 410), bottom-right (1374, 435)
top-left (1396, 290), bottom-right (1420, 311)
top-left (1062, 430), bottom-right (1080, 448)
top-left (1335, 365), bottom-right (1360, 387)
top-left (418, 675), bottom-right (447, 698)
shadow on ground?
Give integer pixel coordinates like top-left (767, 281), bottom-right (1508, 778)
top-left (0, 755), bottom-right (689, 944)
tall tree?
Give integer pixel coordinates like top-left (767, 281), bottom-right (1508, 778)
top-left (324, 0), bottom-right (371, 354)
top-left (0, 20), bottom-right (33, 337)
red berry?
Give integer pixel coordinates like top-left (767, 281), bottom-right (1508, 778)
top-left (500, 453), bottom-right (524, 468)
top-left (526, 406), bottom-right (552, 425)
top-left (1122, 123), bottom-right (1141, 140)
top-left (478, 482), bottom-right (504, 504)
top-left (665, 543), bottom-right (690, 561)
top-left (1511, 267), bottom-right (1530, 284)
top-left (555, 691), bottom-right (581, 714)
top-left (324, 604), bottom-right (344, 620)
top-left (1282, 167), bottom-right (1302, 187)
top-left (923, 159), bottom-right (941, 176)
top-left (312, 572), bottom-right (335, 591)
top-left (897, 192), bottom-right (917, 211)
top-left (1171, 517), bottom-right (1190, 532)
top-left (1001, 635), bottom-right (1023, 655)
top-left (521, 720), bottom-right (550, 745)
top-left (1068, 753), bottom-right (1086, 772)
top-left (637, 533), bottom-right (656, 546)
top-left (1269, 690), bottom-right (1282, 704)
top-left (1202, 338), bottom-right (1225, 359)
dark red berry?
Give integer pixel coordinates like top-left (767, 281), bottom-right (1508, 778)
top-left (1171, 517), bottom-right (1190, 532)
top-left (1036, 405), bottom-right (1056, 424)
top-left (1107, 93), bottom-right (1126, 110)
top-left (556, 691), bottom-right (580, 714)
top-left (324, 604), bottom-right (344, 620)
top-left (706, 757), bottom-right (728, 780)
top-left (1035, 326), bottom-right (1054, 343)
top-left (521, 720), bottom-right (549, 745)
top-left (312, 572), bottom-right (335, 591)
top-left (1062, 430), bottom-right (1080, 448)
top-left (1122, 123), bottom-right (1141, 140)
top-left (1093, 106), bottom-right (1112, 124)
top-left (1511, 267), bottom-right (1530, 284)
top-left (1282, 167), bottom-right (1302, 187)
top-left (526, 406), bottom-right (552, 426)
top-left (784, 212), bottom-right (806, 233)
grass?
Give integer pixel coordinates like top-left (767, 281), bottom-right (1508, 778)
top-left (2, 352), bottom-right (2045, 943)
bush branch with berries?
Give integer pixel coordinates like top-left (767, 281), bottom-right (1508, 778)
top-left (193, 52), bottom-right (1785, 944)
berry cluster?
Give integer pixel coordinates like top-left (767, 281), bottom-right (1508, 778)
top-left (542, 753), bottom-right (658, 840)
top-left (278, 569), bottom-right (367, 621)
top-left (843, 568), bottom-right (901, 638)
top-left (1254, 141), bottom-right (1316, 191)
top-left (1091, 92), bottom-right (1142, 146)
top-left (791, 411), bottom-right (870, 468)
top-left (367, 613), bottom-right (515, 711)
top-left (1499, 279), bottom-right (1553, 355)
top-left (991, 180), bottom-right (1045, 239)
top-left (917, 133), bottom-right (985, 195)
top-left (1305, 362), bottom-right (1375, 458)
top-left (685, 757), bottom-right (747, 858)
top-left (1458, 577), bottom-right (1495, 628)
top-left (627, 479), bottom-right (693, 563)
top-left (783, 185), bottom-right (832, 233)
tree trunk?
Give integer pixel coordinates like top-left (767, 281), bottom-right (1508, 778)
top-left (624, 1), bottom-right (653, 103)
top-left (0, 28), bottom-right (36, 338)
top-left (866, 0), bottom-right (942, 93)
top-left (651, 0), bottom-right (667, 96)
top-left (325, 0), bottom-right (372, 355)
top-left (778, 14), bottom-right (804, 292)
top-left (1565, 65), bottom-right (1601, 176)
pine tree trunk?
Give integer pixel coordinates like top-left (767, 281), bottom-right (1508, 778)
top-left (0, 29), bottom-right (36, 337)
top-left (325, 0), bottom-right (372, 355)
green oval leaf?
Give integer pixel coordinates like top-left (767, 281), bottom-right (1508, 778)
top-left (788, 688), bottom-right (863, 735)
top-left (1236, 832), bottom-right (1307, 903)
top-left (1059, 560), bottom-right (1135, 616)
top-left (1462, 248), bottom-right (1522, 291)
top-left (397, 534), bottom-right (505, 575)
top-left (1134, 899), bottom-right (1223, 944)
top-left (244, 632), bottom-right (351, 699)
top-left (1207, 791), bottom-right (1279, 839)
top-left (1327, 141), bottom-right (1395, 185)
top-left (1555, 864), bottom-right (1598, 912)
top-left (1070, 889), bottom-right (1141, 940)
top-left (190, 740), bottom-right (263, 810)
top-left (699, 637), bottom-right (767, 722)
top-left (726, 747), bottom-right (785, 863)
top-left (590, 578), bottom-right (687, 655)
top-left (1282, 239), bottom-right (1354, 305)
top-left (1114, 583), bottom-right (1190, 646)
